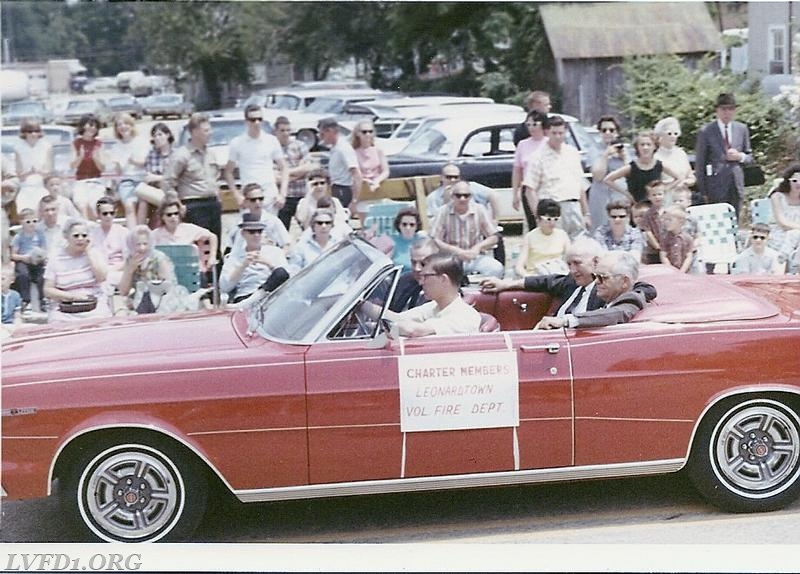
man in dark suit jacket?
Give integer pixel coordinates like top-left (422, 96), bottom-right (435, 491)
top-left (388, 237), bottom-right (438, 313)
top-left (481, 236), bottom-right (656, 317)
top-left (694, 93), bottom-right (753, 217)
top-left (536, 251), bottom-right (651, 329)
top-left (481, 237), bottom-right (605, 316)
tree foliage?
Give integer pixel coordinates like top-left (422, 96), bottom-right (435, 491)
top-left (612, 55), bottom-right (797, 177)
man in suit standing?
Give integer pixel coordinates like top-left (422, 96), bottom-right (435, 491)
top-left (535, 251), bottom-right (652, 329)
top-left (694, 93), bottom-right (753, 217)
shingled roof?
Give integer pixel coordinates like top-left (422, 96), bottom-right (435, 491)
top-left (540, 2), bottom-right (723, 60)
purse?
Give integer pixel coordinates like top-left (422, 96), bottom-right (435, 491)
top-left (58, 295), bottom-right (98, 314)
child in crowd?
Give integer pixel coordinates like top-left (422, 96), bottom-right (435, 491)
top-left (10, 208), bottom-right (48, 311)
top-left (640, 180), bottom-right (667, 264)
top-left (515, 199), bottom-right (570, 277)
top-left (732, 223), bottom-right (784, 275)
top-left (672, 188), bottom-right (702, 273)
top-left (42, 175), bottom-right (80, 224)
top-left (659, 205), bottom-right (694, 273)
top-left (1, 265), bottom-right (22, 326)
top-left (631, 201), bottom-right (649, 230)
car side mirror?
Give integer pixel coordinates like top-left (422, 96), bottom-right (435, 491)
top-left (364, 318), bottom-right (397, 350)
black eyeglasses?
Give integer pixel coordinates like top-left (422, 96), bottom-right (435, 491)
top-left (453, 193), bottom-right (472, 199)
top-left (609, 214), bottom-right (628, 219)
top-left (163, 211), bottom-right (181, 218)
top-left (443, 175), bottom-right (460, 180)
top-left (99, 210), bottom-right (115, 216)
top-left (592, 272), bottom-right (620, 284)
top-left (243, 229), bottom-right (263, 234)
top-left (751, 235), bottom-right (767, 240)
top-left (314, 220), bottom-right (333, 226)
top-left (71, 233), bottom-right (88, 238)
top-left (246, 117), bottom-right (263, 123)
top-left (600, 127), bottom-right (617, 133)
top-left (310, 180), bottom-right (327, 187)
top-left (23, 129), bottom-right (42, 134)
top-left (246, 196), bottom-right (265, 202)
top-left (360, 130), bottom-right (374, 134)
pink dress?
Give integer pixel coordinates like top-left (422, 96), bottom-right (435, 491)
top-left (355, 146), bottom-right (385, 184)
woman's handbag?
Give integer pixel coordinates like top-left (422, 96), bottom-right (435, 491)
top-left (58, 295), bottom-right (98, 314)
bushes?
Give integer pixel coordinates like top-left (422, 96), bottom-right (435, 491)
top-left (612, 55), bottom-right (797, 181)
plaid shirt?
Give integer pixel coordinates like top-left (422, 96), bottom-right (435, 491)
top-left (592, 224), bottom-right (645, 255)
top-left (281, 139), bottom-right (311, 198)
top-left (431, 201), bottom-right (498, 251)
top-left (145, 147), bottom-right (172, 176)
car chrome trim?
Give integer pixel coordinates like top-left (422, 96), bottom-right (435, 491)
top-left (234, 459), bottom-right (685, 503)
top-left (568, 325), bottom-right (800, 349)
top-left (4, 360), bottom-right (304, 389)
top-left (47, 423), bottom-right (234, 497)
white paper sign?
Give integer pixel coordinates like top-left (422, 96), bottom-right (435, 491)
top-left (398, 350), bottom-right (519, 432)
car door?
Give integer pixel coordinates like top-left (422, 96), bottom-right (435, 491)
top-left (506, 329), bottom-right (574, 469)
top-left (456, 125), bottom-right (516, 190)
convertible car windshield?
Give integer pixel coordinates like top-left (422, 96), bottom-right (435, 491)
top-left (258, 240), bottom-right (394, 343)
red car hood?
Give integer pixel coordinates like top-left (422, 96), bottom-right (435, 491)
top-left (2, 311), bottom-right (244, 384)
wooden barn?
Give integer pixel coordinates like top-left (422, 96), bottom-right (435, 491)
top-left (539, 2), bottom-right (723, 125)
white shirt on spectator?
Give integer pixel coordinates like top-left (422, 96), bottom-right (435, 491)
top-left (228, 131), bottom-right (284, 192)
top-left (523, 143), bottom-right (589, 202)
top-left (327, 139), bottom-right (359, 187)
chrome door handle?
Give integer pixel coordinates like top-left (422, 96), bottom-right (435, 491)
top-left (520, 343), bottom-right (560, 354)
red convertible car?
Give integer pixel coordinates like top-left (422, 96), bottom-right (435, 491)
top-left (3, 237), bottom-right (800, 542)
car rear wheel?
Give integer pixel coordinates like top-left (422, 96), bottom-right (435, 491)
top-left (62, 440), bottom-right (207, 542)
top-left (688, 397), bottom-right (800, 512)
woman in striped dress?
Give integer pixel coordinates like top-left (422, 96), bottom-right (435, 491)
top-left (43, 218), bottom-right (110, 322)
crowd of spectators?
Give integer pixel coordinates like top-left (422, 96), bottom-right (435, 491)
top-left (1, 89), bottom-right (797, 336)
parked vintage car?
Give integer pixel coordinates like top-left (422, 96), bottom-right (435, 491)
top-left (59, 99), bottom-right (114, 127)
top-left (2, 100), bottom-right (53, 125)
top-left (3, 237), bottom-right (800, 542)
top-left (105, 94), bottom-right (144, 120)
top-left (144, 93), bottom-right (195, 120)
top-left (388, 112), bottom-right (601, 224)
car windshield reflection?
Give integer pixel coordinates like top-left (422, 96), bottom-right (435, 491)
top-left (257, 240), bottom-right (388, 343)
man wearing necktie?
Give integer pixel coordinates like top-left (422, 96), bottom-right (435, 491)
top-left (480, 236), bottom-right (657, 320)
top-left (694, 93), bottom-right (753, 217)
top-left (536, 251), bottom-right (652, 330)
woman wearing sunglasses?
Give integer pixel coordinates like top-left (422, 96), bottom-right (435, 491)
top-left (43, 218), bottom-right (110, 322)
top-left (654, 116), bottom-right (695, 204)
top-left (295, 168), bottom-right (351, 232)
top-left (351, 120), bottom-right (389, 221)
top-left (588, 115), bottom-right (628, 232)
top-left (13, 118), bottom-right (53, 213)
top-left (515, 199), bottom-right (570, 278)
top-left (288, 207), bottom-right (339, 272)
top-left (768, 164), bottom-right (800, 271)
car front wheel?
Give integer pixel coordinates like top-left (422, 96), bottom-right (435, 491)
top-left (63, 440), bottom-right (207, 542)
top-left (688, 397), bottom-right (800, 512)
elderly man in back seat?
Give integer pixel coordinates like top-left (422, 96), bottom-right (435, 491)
top-left (481, 236), bottom-right (656, 321)
top-left (536, 250), bottom-right (653, 329)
